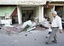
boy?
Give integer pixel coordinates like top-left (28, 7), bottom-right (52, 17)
top-left (46, 22), bottom-right (52, 38)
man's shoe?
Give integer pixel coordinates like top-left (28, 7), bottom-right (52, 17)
top-left (46, 36), bottom-right (48, 38)
top-left (52, 41), bottom-right (57, 43)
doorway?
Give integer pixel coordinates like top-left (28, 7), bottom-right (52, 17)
top-left (22, 10), bottom-right (33, 22)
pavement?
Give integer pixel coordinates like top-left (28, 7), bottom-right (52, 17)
top-left (0, 29), bottom-right (64, 46)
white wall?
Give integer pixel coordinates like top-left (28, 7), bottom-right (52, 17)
top-left (0, 0), bottom-right (46, 5)
top-left (0, 0), bottom-right (46, 1)
top-left (35, 7), bottom-right (39, 18)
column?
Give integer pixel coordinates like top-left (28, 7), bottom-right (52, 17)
top-left (17, 6), bottom-right (22, 24)
top-left (39, 6), bottom-right (44, 22)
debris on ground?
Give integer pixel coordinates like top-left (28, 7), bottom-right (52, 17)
top-left (25, 34), bottom-right (27, 36)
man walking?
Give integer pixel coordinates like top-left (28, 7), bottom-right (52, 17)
top-left (46, 11), bottom-right (63, 44)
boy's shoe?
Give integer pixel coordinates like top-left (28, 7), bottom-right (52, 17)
top-left (46, 36), bottom-right (48, 38)
top-left (45, 42), bottom-right (52, 44)
top-left (46, 36), bottom-right (49, 38)
top-left (46, 42), bottom-right (49, 44)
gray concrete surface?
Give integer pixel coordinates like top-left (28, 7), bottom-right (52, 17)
top-left (0, 29), bottom-right (64, 46)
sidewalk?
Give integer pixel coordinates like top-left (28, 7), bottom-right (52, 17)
top-left (0, 29), bottom-right (64, 46)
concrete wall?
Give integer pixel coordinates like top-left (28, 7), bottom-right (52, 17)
top-left (35, 7), bottom-right (39, 18)
top-left (0, 0), bottom-right (46, 5)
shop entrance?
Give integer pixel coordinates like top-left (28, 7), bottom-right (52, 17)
top-left (55, 6), bottom-right (63, 18)
top-left (22, 10), bottom-right (34, 22)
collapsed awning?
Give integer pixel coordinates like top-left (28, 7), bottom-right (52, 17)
top-left (0, 6), bottom-right (16, 16)
top-left (11, 7), bottom-right (17, 17)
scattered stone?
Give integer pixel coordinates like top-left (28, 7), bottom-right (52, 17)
top-left (35, 39), bottom-right (36, 40)
top-left (25, 34), bottom-right (27, 36)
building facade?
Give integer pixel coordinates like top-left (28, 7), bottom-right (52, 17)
top-left (0, 0), bottom-right (47, 25)
top-left (0, 0), bottom-right (64, 25)
top-left (44, 0), bottom-right (64, 21)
